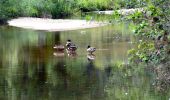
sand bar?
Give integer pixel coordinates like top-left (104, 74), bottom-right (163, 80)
top-left (8, 17), bottom-right (107, 31)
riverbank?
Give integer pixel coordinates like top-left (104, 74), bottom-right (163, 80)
top-left (8, 17), bottom-right (107, 31)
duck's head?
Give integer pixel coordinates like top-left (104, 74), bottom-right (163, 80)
top-left (87, 45), bottom-right (91, 48)
top-left (66, 39), bottom-right (72, 47)
top-left (67, 39), bottom-right (71, 42)
top-left (67, 43), bottom-right (71, 47)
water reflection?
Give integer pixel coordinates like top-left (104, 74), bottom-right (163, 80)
top-left (53, 32), bottom-right (65, 57)
top-left (54, 61), bottom-right (68, 88)
top-left (53, 52), bottom-right (65, 57)
top-left (54, 32), bottom-right (61, 44)
top-left (84, 59), bottom-right (105, 99)
top-left (87, 54), bottom-right (95, 61)
top-left (66, 50), bottom-right (77, 58)
top-left (38, 32), bottom-right (46, 47)
top-left (1, 24), bottom-right (165, 99)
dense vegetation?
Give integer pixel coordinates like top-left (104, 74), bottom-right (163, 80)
top-left (0, 0), bottom-right (148, 24)
top-left (127, 0), bottom-right (170, 92)
top-left (0, 0), bottom-right (76, 23)
top-left (0, 0), bottom-right (106, 23)
top-left (127, 0), bottom-right (170, 64)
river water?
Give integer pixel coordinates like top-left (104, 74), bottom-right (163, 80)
top-left (0, 23), bottom-right (169, 100)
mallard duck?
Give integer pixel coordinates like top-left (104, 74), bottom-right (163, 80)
top-left (67, 44), bottom-right (77, 51)
top-left (87, 45), bottom-right (96, 54)
top-left (66, 39), bottom-right (77, 51)
top-left (53, 45), bottom-right (65, 52)
top-left (66, 39), bottom-right (72, 47)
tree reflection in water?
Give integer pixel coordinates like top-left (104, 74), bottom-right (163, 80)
top-left (1, 23), bottom-right (165, 99)
top-left (55, 61), bottom-right (69, 88)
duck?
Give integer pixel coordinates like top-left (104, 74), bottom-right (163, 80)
top-left (53, 44), bottom-right (65, 52)
top-left (66, 39), bottom-right (72, 47)
top-left (67, 44), bottom-right (77, 51)
top-left (66, 39), bottom-right (77, 51)
top-left (66, 45), bottom-right (77, 57)
top-left (87, 45), bottom-right (96, 54)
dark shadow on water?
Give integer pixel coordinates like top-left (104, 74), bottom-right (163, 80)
top-left (104, 66), bottom-right (112, 78)
top-left (54, 32), bottom-right (61, 45)
top-left (36, 62), bottom-right (47, 85)
top-left (83, 59), bottom-right (113, 99)
top-left (86, 60), bottom-right (95, 77)
top-left (38, 32), bottom-right (46, 47)
top-left (54, 60), bottom-right (69, 89)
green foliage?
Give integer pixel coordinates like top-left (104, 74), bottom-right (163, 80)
top-left (77, 0), bottom-right (113, 12)
top-left (127, 0), bottom-right (170, 64)
top-left (0, 0), bottom-right (22, 22)
top-left (111, 10), bottom-right (121, 20)
top-left (132, 21), bottom-right (161, 38)
top-left (128, 41), bottom-right (156, 63)
top-left (50, 0), bottom-right (77, 18)
top-left (126, 11), bottom-right (143, 21)
top-left (114, 0), bottom-right (148, 9)
top-left (0, 0), bottom-right (116, 22)
top-left (147, 5), bottom-right (162, 17)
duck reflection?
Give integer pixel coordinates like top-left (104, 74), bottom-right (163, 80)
top-left (53, 52), bottom-right (65, 57)
top-left (85, 59), bottom-right (97, 84)
top-left (66, 49), bottom-right (77, 58)
top-left (53, 44), bottom-right (65, 57)
top-left (53, 32), bottom-right (65, 57)
top-left (85, 58), bottom-right (107, 98)
top-left (66, 39), bottom-right (77, 58)
top-left (87, 54), bottom-right (95, 61)
top-left (53, 44), bottom-right (65, 52)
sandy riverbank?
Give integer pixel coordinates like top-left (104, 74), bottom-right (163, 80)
top-left (8, 17), bottom-right (107, 31)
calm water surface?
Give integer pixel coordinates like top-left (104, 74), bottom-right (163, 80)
top-left (0, 23), bottom-right (169, 100)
